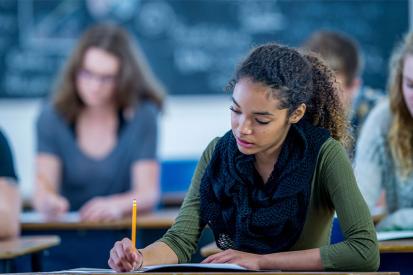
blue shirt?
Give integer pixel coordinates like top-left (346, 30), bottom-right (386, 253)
top-left (0, 129), bottom-right (17, 181)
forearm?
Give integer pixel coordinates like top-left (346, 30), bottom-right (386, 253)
top-left (0, 209), bottom-right (20, 239)
top-left (260, 248), bottom-right (322, 271)
top-left (128, 160), bottom-right (160, 215)
top-left (0, 180), bottom-right (21, 239)
top-left (34, 155), bottom-right (63, 212)
top-left (109, 190), bottom-right (159, 216)
top-left (141, 241), bottom-right (178, 266)
top-left (32, 184), bottom-right (57, 211)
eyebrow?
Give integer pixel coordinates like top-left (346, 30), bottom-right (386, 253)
top-left (231, 97), bottom-right (274, 116)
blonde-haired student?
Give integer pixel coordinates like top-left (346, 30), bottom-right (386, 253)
top-left (355, 32), bottom-right (413, 230)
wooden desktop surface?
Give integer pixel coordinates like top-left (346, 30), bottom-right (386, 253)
top-left (21, 208), bottom-right (180, 231)
top-left (11, 272), bottom-right (400, 275)
top-left (379, 239), bottom-right (413, 253)
top-left (0, 235), bottom-right (60, 260)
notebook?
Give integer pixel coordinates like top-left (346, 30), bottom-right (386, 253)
top-left (53, 263), bottom-right (251, 273)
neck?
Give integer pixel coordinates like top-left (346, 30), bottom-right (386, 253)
top-left (82, 104), bottom-right (117, 120)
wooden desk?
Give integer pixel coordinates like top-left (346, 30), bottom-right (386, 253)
top-left (160, 191), bottom-right (186, 207)
top-left (21, 208), bottom-right (179, 230)
top-left (20, 209), bottom-right (180, 271)
top-left (379, 239), bottom-right (413, 253)
top-left (378, 239), bottom-right (413, 273)
top-left (0, 235), bottom-right (60, 273)
top-left (12, 271), bottom-right (400, 275)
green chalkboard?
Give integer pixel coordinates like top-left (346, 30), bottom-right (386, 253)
top-left (0, 0), bottom-right (409, 97)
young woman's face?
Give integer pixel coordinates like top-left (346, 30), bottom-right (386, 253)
top-left (76, 47), bottom-right (120, 108)
top-left (231, 78), bottom-right (291, 156)
top-left (402, 54), bottom-right (413, 117)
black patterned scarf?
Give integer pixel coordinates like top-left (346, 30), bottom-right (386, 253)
top-left (199, 119), bottom-right (330, 254)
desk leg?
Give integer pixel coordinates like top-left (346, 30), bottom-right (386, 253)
top-left (31, 252), bottom-right (43, 272)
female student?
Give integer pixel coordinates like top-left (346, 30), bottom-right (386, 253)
top-left (354, 32), bottom-right (413, 230)
top-left (108, 44), bottom-right (379, 271)
top-left (0, 129), bottom-right (21, 239)
top-left (33, 24), bottom-right (165, 221)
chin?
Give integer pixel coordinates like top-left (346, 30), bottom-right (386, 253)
top-left (236, 144), bottom-right (256, 155)
top-left (83, 99), bottom-right (110, 108)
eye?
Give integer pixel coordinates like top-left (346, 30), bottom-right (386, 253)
top-left (229, 106), bottom-right (241, 114)
top-left (403, 78), bottom-right (413, 89)
top-left (255, 119), bottom-right (270, 125)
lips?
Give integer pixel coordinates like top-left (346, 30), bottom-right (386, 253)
top-left (236, 136), bottom-right (254, 148)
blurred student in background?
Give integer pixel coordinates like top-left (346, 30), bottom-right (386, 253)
top-left (33, 24), bottom-right (165, 221)
top-left (302, 31), bottom-right (384, 145)
top-left (354, 32), bottom-right (413, 230)
top-left (0, 129), bottom-right (21, 238)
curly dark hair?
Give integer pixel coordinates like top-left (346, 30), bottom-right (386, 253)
top-left (227, 43), bottom-right (351, 147)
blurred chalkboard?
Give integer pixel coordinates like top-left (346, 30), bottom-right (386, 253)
top-left (0, 0), bottom-right (409, 97)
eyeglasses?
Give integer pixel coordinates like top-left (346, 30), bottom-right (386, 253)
top-left (77, 68), bottom-right (118, 85)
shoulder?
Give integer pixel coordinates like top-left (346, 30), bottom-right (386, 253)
top-left (127, 100), bottom-right (160, 125)
top-left (364, 98), bottom-right (391, 134)
top-left (200, 137), bottom-right (221, 165)
top-left (355, 98), bottom-right (391, 156)
top-left (0, 129), bottom-right (8, 147)
top-left (317, 138), bottom-right (347, 165)
top-left (0, 129), bottom-right (12, 154)
top-left (204, 137), bottom-right (221, 157)
top-left (136, 100), bottom-right (160, 117)
top-left (315, 137), bottom-right (354, 181)
top-left (37, 102), bottom-right (66, 126)
top-left (0, 129), bottom-right (17, 182)
top-left (357, 86), bottom-right (386, 104)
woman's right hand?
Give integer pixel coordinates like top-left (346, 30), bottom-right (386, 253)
top-left (35, 193), bottom-right (69, 219)
top-left (109, 238), bottom-right (142, 272)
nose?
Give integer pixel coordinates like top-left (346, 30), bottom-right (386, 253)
top-left (238, 116), bottom-right (252, 135)
top-left (86, 76), bottom-right (104, 91)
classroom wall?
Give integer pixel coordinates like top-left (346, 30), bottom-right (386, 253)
top-left (1, 0), bottom-right (411, 200)
top-left (0, 95), bottom-right (230, 198)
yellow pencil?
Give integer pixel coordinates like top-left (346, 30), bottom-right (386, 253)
top-left (131, 199), bottom-right (137, 250)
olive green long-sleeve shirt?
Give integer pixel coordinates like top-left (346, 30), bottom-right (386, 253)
top-left (160, 137), bottom-right (379, 271)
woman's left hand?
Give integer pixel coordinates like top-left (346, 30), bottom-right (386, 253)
top-left (201, 249), bottom-right (264, 270)
top-left (80, 196), bottom-right (123, 222)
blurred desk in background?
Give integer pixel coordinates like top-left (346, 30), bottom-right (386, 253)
top-left (379, 238), bottom-right (413, 274)
top-left (160, 192), bottom-right (187, 208)
top-left (0, 235), bottom-right (60, 273)
top-left (21, 208), bottom-right (179, 230)
top-left (380, 239), bottom-right (413, 253)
